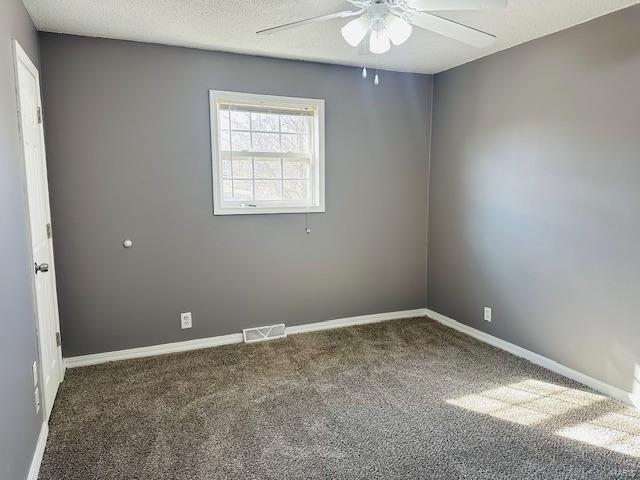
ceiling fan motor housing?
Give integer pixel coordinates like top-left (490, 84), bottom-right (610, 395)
top-left (368, 3), bottom-right (390, 21)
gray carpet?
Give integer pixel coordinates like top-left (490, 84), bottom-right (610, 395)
top-left (40, 318), bottom-right (640, 479)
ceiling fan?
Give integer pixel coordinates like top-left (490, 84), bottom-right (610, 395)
top-left (257, 0), bottom-right (507, 55)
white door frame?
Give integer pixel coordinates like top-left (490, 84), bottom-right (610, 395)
top-left (12, 39), bottom-right (64, 418)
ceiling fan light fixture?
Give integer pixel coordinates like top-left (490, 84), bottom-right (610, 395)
top-left (341, 16), bottom-right (370, 47)
top-left (369, 27), bottom-right (391, 54)
top-left (384, 15), bottom-right (413, 46)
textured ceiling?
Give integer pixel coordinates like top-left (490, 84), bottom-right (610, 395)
top-left (23, 0), bottom-right (639, 73)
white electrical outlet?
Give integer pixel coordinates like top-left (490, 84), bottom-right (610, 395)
top-left (484, 307), bottom-right (492, 322)
top-left (34, 387), bottom-right (40, 414)
top-left (180, 312), bottom-right (192, 329)
top-left (32, 361), bottom-right (38, 387)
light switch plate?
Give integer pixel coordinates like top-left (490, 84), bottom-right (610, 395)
top-left (34, 387), bottom-right (40, 414)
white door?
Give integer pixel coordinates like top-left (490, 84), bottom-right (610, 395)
top-left (13, 40), bottom-right (63, 420)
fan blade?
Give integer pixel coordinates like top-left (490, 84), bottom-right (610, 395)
top-left (257, 10), bottom-right (363, 35)
top-left (407, 0), bottom-right (507, 10)
top-left (409, 12), bottom-right (495, 48)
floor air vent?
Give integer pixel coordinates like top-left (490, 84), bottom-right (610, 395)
top-left (243, 324), bottom-right (287, 344)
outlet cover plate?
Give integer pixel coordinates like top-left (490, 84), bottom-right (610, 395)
top-left (180, 312), bottom-right (192, 329)
top-left (484, 307), bottom-right (492, 322)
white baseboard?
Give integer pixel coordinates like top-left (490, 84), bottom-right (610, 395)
top-left (285, 309), bottom-right (427, 335)
top-left (426, 309), bottom-right (634, 406)
top-left (64, 333), bottom-right (244, 368)
top-left (27, 421), bottom-right (48, 480)
top-left (64, 309), bottom-right (427, 368)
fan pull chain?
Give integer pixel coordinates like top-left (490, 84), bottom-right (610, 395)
top-left (375, 54), bottom-right (380, 86)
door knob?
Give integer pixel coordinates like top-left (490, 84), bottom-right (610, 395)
top-left (35, 262), bottom-right (49, 274)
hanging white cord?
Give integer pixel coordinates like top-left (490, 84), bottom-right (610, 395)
top-left (228, 104), bottom-right (234, 199)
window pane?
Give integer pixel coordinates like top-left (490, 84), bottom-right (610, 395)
top-left (219, 130), bottom-right (230, 151)
top-left (219, 110), bottom-right (230, 130)
top-left (283, 159), bottom-right (309, 179)
top-left (222, 179), bottom-right (233, 200)
top-left (251, 112), bottom-right (279, 132)
top-left (232, 180), bottom-right (253, 200)
top-left (283, 180), bottom-right (308, 200)
top-left (280, 134), bottom-right (299, 153)
top-left (230, 110), bottom-right (250, 130)
top-left (281, 115), bottom-right (309, 134)
top-left (232, 157), bottom-right (252, 179)
top-left (230, 132), bottom-right (251, 152)
top-left (255, 180), bottom-right (283, 201)
top-left (252, 132), bottom-right (280, 152)
top-left (297, 134), bottom-right (310, 154)
top-left (281, 134), bottom-right (311, 154)
top-left (222, 159), bottom-right (232, 178)
top-left (254, 158), bottom-right (281, 179)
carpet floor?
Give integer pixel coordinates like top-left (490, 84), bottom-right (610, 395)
top-left (40, 318), bottom-right (640, 479)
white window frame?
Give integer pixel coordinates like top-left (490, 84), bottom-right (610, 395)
top-left (209, 90), bottom-right (325, 215)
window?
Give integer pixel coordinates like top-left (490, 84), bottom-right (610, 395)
top-left (209, 90), bottom-right (325, 215)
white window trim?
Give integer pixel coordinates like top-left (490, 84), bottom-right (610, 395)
top-left (209, 90), bottom-right (325, 216)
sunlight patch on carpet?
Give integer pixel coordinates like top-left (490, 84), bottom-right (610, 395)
top-left (556, 408), bottom-right (640, 457)
top-left (446, 379), bottom-right (606, 427)
top-left (447, 379), bottom-right (640, 457)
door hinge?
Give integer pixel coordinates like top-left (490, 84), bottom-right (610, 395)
top-left (46, 223), bottom-right (52, 239)
top-left (36, 107), bottom-right (42, 124)
top-left (55, 332), bottom-right (61, 347)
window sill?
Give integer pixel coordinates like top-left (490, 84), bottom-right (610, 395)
top-left (213, 205), bottom-right (325, 216)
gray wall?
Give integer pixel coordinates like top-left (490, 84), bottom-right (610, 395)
top-left (39, 34), bottom-right (432, 357)
top-left (0, 0), bottom-right (44, 478)
top-left (428, 6), bottom-right (640, 394)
